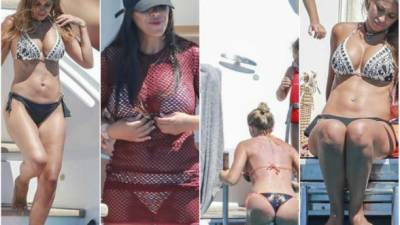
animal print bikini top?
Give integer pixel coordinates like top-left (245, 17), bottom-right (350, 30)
top-left (16, 27), bottom-right (65, 61)
top-left (331, 26), bottom-right (394, 82)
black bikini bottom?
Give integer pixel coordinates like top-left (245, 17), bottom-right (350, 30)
top-left (6, 92), bottom-right (71, 126)
top-left (261, 193), bottom-right (293, 213)
top-left (304, 114), bottom-right (398, 146)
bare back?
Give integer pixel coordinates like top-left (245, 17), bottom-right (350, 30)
top-left (244, 136), bottom-right (298, 195)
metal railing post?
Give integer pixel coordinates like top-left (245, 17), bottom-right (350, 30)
top-left (223, 152), bottom-right (229, 225)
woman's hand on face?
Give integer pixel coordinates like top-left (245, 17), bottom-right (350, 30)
top-left (154, 112), bottom-right (198, 135)
top-left (108, 114), bottom-right (156, 142)
top-left (56, 14), bottom-right (86, 27)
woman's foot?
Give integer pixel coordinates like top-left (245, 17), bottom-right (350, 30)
top-left (11, 176), bottom-right (28, 212)
top-left (350, 213), bottom-right (372, 225)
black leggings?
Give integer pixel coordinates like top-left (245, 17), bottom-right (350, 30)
top-left (6, 92), bottom-right (71, 126)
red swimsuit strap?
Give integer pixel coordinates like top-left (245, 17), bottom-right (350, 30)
top-left (249, 164), bottom-right (291, 176)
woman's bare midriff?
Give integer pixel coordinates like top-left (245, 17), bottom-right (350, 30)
top-left (323, 75), bottom-right (392, 119)
top-left (10, 59), bottom-right (61, 103)
top-left (245, 136), bottom-right (296, 196)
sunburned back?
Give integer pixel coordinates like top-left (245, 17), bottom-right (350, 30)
top-left (245, 136), bottom-right (295, 195)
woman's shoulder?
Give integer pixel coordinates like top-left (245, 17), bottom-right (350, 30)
top-left (175, 35), bottom-right (199, 54)
top-left (102, 45), bottom-right (123, 60)
top-left (331, 22), bottom-right (359, 40)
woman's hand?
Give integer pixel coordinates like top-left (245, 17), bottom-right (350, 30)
top-left (154, 112), bottom-right (198, 135)
top-left (56, 14), bottom-right (86, 27)
top-left (279, 76), bottom-right (292, 90)
top-left (101, 123), bottom-right (115, 156)
top-left (219, 170), bottom-right (229, 183)
top-left (309, 22), bottom-right (326, 39)
top-left (107, 115), bottom-right (156, 142)
top-left (58, 14), bottom-right (93, 68)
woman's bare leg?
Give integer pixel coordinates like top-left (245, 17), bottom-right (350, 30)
top-left (346, 120), bottom-right (394, 225)
top-left (275, 197), bottom-right (298, 225)
top-left (245, 193), bottom-right (276, 225)
top-left (4, 100), bottom-right (48, 210)
top-left (29, 105), bottom-right (66, 225)
top-left (309, 119), bottom-right (347, 225)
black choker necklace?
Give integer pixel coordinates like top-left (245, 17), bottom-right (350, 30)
top-left (363, 22), bottom-right (387, 41)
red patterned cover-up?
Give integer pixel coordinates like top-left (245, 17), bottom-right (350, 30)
top-left (101, 37), bottom-right (199, 225)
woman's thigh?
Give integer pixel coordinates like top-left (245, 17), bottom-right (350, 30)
top-left (4, 100), bottom-right (46, 161)
top-left (346, 119), bottom-right (396, 160)
top-left (38, 105), bottom-right (66, 175)
top-left (308, 119), bottom-right (347, 156)
top-left (275, 197), bottom-right (298, 225)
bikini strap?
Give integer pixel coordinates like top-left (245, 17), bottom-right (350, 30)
top-left (59, 96), bottom-right (71, 117)
top-left (6, 93), bottom-right (14, 113)
top-left (250, 164), bottom-right (291, 176)
top-left (343, 27), bottom-right (358, 44)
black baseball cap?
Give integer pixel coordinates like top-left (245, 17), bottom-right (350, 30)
top-left (116, 0), bottom-right (174, 17)
top-left (123, 0), bottom-right (174, 12)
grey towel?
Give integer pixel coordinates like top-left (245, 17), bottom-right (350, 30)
top-left (200, 64), bottom-right (225, 215)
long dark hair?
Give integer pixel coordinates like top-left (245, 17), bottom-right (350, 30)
top-left (107, 7), bottom-right (180, 110)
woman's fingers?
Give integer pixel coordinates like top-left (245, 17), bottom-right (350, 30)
top-left (56, 15), bottom-right (69, 23)
top-left (154, 116), bottom-right (173, 125)
top-left (134, 136), bottom-right (152, 142)
top-left (137, 120), bottom-right (155, 133)
top-left (57, 18), bottom-right (71, 27)
top-left (126, 117), bottom-right (147, 127)
top-left (56, 14), bottom-right (82, 27)
top-left (138, 125), bottom-right (156, 138)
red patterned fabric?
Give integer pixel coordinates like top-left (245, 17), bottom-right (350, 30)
top-left (101, 37), bottom-right (199, 225)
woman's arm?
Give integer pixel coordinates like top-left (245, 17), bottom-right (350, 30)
top-left (106, 115), bottom-right (155, 142)
top-left (276, 67), bottom-right (293, 101)
top-left (303, 0), bottom-right (326, 39)
top-left (219, 142), bottom-right (248, 185)
top-left (325, 24), bottom-right (342, 100)
top-left (154, 113), bottom-right (198, 135)
top-left (57, 15), bottom-right (93, 68)
top-left (1, 16), bottom-right (14, 65)
top-left (290, 145), bottom-right (300, 175)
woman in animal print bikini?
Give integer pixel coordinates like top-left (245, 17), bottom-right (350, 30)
top-left (1, 0), bottom-right (93, 224)
top-left (304, 0), bottom-right (398, 224)
top-left (220, 102), bottom-right (299, 225)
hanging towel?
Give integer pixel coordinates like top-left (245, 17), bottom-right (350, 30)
top-left (200, 64), bottom-right (225, 215)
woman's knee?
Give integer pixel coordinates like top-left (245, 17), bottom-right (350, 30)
top-left (27, 153), bottom-right (48, 175)
top-left (41, 167), bottom-right (61, 187)
top-left (346, 121), bottom-right (374, 156)
top-left (311, 120), bottom-right (346, 149)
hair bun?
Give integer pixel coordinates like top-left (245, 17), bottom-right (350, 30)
top-left (257, 102), bottom-right (270, 114)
